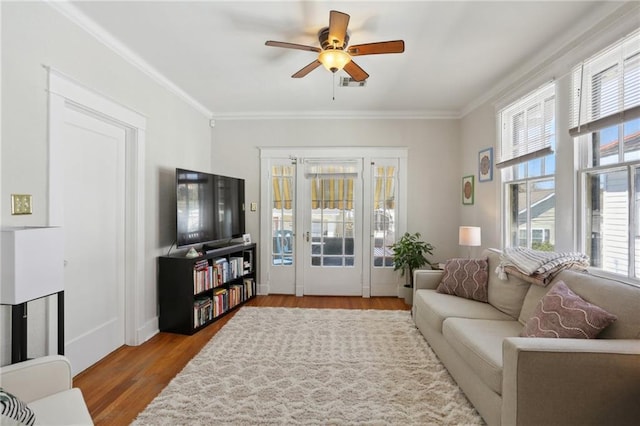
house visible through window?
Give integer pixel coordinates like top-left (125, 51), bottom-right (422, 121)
top-left (576, 29), bottom-right (640, 279)
top-left (499, 82), bottom-right (556, 251)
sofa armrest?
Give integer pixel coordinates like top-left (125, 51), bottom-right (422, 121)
top-left (413, 269), bottom-right (443, 290)
top-left (0, 355), bottom-right (73, 403)
top-left (502, 337), bottom-right (640, 426)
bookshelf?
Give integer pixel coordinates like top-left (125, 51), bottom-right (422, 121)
top-left (158, 243), bottom-right (257, 335)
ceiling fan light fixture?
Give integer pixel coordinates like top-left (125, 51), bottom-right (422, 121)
top-left (318, 49), bottom-right (351, 73)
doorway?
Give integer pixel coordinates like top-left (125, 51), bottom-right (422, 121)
top-left (48, 69), bottom-right (146, 375)
top-left (302, 160), bottom-right (363, 295)
top-left (260, 147), bottom-right (408, 298)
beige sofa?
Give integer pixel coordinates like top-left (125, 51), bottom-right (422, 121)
top-left (0, 355), bottom-right (93, 425)
top-left (413, 249), bottom-right (640, 426)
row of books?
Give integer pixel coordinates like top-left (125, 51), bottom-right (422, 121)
top-left (193, 278), bottom-right (256, 328)
top-left (193, 255), bottom-right (253, 295)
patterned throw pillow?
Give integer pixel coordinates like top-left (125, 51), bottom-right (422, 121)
top-left (520, 280), bottom-right (617, 338)
top-left (0, 388), bottom-right (35, 426)
top-left (436, 258), bottom-right (489, 302)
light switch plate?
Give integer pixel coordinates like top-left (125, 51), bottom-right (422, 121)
top-left (11, 194), bottom-right (33, 215)
top-left (250, 202), bottom-right (257, 211)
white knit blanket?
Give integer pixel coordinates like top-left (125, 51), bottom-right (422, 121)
top-left (497, 247), bottom-right (590, 280)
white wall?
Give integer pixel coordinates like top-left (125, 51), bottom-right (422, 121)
top-left (459, 103), bottom-right (501, 255)
top-left (0, 2), bottom-right (212, 365)
top-left (211, 118), bottom-right (462, 264)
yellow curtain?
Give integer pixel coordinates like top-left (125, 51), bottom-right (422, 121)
top-left (272, 166), bottom-right (282, 210)
top-left (374, 166), bottom-right (384, 210)
top-left (307, 164), bottom-right (356, 211)
top-left (386, 166), bottom-right (395, 209)
top-left (373, 166), bottom-right (395, 210)
top-left (272, 165), bottom-right (294, 210)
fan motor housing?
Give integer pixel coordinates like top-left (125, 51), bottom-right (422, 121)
top-left (318, 27), bottom-right (349, 50)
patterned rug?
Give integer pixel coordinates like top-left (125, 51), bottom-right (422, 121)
top-left (133, 307), bottom-right (483, 425)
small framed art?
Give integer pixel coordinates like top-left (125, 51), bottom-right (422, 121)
top-left (478, 147), bottom-right (493, 182)
top-left (242, 233), bottom-right (252, 245)
top-left (462, 175), bottom-right (474, 205)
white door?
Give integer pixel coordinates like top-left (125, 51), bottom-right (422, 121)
top-left (370, 159), bottom-right (401, 296)
top-left (302, 160), bottom-right (363, 295)
top-left (62, 107), bottom-right (126, 375)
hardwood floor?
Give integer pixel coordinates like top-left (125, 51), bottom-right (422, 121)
top-left (73, 295), bottom-right (410, 425)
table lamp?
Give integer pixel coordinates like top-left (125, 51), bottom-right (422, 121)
top-left (459, 226), bottom-right (481, 258)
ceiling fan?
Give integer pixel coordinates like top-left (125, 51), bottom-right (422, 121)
top-left (265, 10), bottom-right (404, 82)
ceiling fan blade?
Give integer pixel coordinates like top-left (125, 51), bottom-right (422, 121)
top-left (292, 60), bottom-right (322, 78)
top-left (348, 40), bottom-right (405, 56)
top-left (265, 40), bottom-right (320, 53)
top-left (328, 10), bottom-right (350, 47)
top-left (343, 60), bottom-right (369, 82)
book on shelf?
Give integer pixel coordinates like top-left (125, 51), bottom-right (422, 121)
top-left (193, 297), bottom-right (213, 328)
top-left (213, 287), bottom-right (228, 318)
top-left (193, 259), bottom-right (211, 294)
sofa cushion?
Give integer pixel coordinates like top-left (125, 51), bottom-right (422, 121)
top-left (443, 318), bottom-right (523, 395)
top-left (27, 389), bottom-right (93, 426)
top-left (518, 269), bottom-right (640, 339)
top-left (484, 249), bottom-right (531, 320)
top-left (437, 258), bottom-right (489, 302)
top-left (520, 280), bottom-right (617, 338)
top-left (415, 289), bottom-right (513, 333)
top-left (0, 388), bottom-right (35, 426)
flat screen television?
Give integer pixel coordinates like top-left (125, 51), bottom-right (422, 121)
top-left (176, 168), bottom-right (245, 248)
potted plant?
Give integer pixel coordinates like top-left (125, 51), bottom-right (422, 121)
top-left (389, 232), bottom-right (435, 304)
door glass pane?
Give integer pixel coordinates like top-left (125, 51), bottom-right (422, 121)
top-left (373, 165), bottom-right (396, 268)
top-left (306, 162), bottom-right (357, 268)
top-left (585, 169), bottom-right (629, 274)
top-left (272, 165), bottom-right (294, 266)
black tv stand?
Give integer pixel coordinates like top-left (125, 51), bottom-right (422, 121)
top-left (158, 243), bottom-right (257, 335)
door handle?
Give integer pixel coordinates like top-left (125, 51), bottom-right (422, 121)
top-left (306, 231), bottom-right (310, 242)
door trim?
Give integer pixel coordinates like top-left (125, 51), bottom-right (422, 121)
top-left (48, 68), bottom-right (146, 349)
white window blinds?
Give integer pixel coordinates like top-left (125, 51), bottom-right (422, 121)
top-left (569, 29), bottom-right (640, 137)
top-left (497, 82), bottom-right (555, 169)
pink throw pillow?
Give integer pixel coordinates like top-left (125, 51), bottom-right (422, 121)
top-left (520, 280), bottom-right (617, 338)
top-left (436, 258), bottom-right (489, 302)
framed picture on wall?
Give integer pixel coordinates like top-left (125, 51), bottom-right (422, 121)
top-left (462, 175), bottom-right (474, 205)
top-left (478, 147), bottom-right (493, 182)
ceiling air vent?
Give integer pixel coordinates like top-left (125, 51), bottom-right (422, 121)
top-left (339, 77), bottom-right (367, 87)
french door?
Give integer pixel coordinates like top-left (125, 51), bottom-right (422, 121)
top-left (302, 160), bottom-right (363, 295)
top-left (260, 148), bottom-right (407, 297)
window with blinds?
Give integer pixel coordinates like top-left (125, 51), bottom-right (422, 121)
top-left (570, 29), bottom-right (640, 137)
top-left (499, 82), bottom-right (557, 251)
top-left (498, 82), bottom-right (556, 169)
top-left (577, 29), bottom-right (640, 279)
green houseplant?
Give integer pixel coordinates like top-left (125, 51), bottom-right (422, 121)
top-left (389, 232), bottom-right (435, 289)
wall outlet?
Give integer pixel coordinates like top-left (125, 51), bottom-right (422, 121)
top-left (11, 194), bottom-right (33, 215)
top-left (250, 202), bottom-right (257, 211)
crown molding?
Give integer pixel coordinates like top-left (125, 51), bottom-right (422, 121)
top-left (460, 1), bottom-right (639, 118)
top-left (211, 109), bottom-right (461, 121)
top-left (46, 0), bottom-right (213, 119)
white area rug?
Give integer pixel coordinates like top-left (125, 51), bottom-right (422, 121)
top-left (133, 307), bottom-right (483, 425)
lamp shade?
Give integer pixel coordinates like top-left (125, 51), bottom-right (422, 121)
top-left (1, 227), bottom-right (64, 305)
top-left (318, 49), bottom-right (351, 72)
top-left (459, 226), bottom-right (481, 247)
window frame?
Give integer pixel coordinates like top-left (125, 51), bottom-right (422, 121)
top-left (500, 83), bottom-right (557, 251)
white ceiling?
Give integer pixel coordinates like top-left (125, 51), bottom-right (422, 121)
top-left (66, 1), bottom-right (625, 119)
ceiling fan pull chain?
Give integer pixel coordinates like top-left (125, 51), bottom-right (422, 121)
top-left (333, 73), bottom-right (336, 101)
